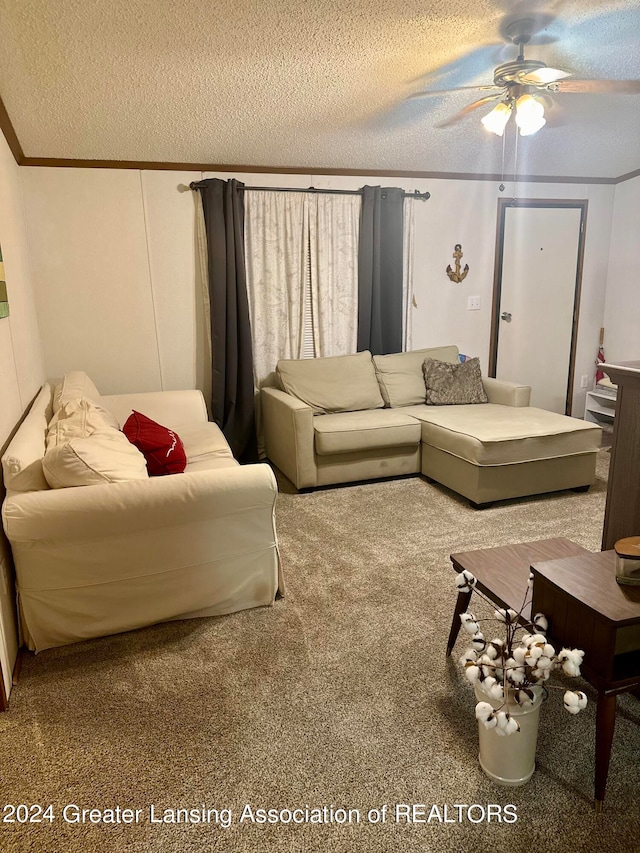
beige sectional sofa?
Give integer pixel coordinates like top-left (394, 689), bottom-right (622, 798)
top-left (261, 346), bottom-right (602, 506)
top-left (2, 371), bottom-right (282, 652)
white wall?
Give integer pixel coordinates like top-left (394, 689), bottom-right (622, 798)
top-left (604, 175), bottom-right (640, 363)
top-left (0, 134), bottom-right (45, 699)
top-left (20, 167), bottom-right (616, 415)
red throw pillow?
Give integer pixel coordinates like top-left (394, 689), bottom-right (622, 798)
top-left (122, 411), bottom-right (186, 476)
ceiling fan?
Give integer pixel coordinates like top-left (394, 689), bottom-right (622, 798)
top-left (408, 16), bottom-right (640, 135)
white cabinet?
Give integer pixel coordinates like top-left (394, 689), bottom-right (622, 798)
top-left (584, 388), bottom-right (617, 425)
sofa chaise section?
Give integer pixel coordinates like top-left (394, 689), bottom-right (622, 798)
top-left (404, 401), bottom-right (601, 506)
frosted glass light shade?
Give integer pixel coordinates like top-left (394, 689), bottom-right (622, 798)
top-left (480, 101), bottom-right (512, 136)
top-left (515, 94), bottom-right (546, 136)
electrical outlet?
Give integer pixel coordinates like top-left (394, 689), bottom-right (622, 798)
top-left (467, 295), bottom-right (481, 311)
top-left (581, 375), bottom-right (589, 389)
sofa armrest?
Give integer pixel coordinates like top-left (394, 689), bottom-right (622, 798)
top-left (101, 389), bottom-right (208, 429)
top-left (3, 464), bottom-right (277, 544)
top-left (482, 377), bottom-right (531, 407)
top-left (261, 387), bottom-right (317, 488)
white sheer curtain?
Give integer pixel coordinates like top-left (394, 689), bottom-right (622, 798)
top-left (308, 192), bottom-right (360, 357)
top-left (402, 196), bottom-right (416, 351)
top-left (245, 189), bottom-right (361, 385)
top-left (244, 190), bottom-right (308, 388)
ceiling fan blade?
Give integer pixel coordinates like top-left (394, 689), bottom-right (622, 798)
top-left (435, 94), bottom-right (504, 128)
top-left (550, 79), bottom-right (640, 94)
top-left (519, 67), bottom-right (572, 85)
top-left (406, 84), bottom-right (501, 100)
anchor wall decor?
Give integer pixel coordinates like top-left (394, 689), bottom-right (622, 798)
top-left (446, 244), bottom-right (469, 283)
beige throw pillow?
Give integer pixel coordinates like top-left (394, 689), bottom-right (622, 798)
top-left (373, 346), bottom-right (460, 407)
top-left (52, 371), bottom-right (102, 413)
top-left (423, 357), bottom-right (489, 406)
top-left (277, 351), bottom-right (384, 414)
top-left (46, 397), bottom-right (120, 449)
top-left (43, 431), bottom-right (149, 488)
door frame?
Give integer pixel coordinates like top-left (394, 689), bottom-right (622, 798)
top-left (488, 198), bottom-right (588, 415)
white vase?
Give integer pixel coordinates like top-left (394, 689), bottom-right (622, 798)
top-left (474, 681), bottom-right (543, 786)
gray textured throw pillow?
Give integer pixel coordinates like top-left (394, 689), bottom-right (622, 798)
top-left (423, 357), bottom-right (489, 405)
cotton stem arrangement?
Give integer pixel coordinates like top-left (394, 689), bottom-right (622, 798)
top-left (455, 570), bottom-right (588, 736)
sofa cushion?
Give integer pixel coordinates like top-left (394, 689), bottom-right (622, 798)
top-left (313, 410), bottom-right (421, 455)
top-left (123, 411), bottom-right (187, 476)
top-left (423, 357), bottom-right (489, 405)
top-left (46, 397), bottom-right (120, 449)
top-left (1, 383), bottom-right (53, 493)
top-left (43, 431), bottom-right (149, 488)
top-left (277, 351), bottom-right (384, 414)
top-left (404, 404), bottom-right (602, 466)
top-left (373, 346), bottom-right (460, 407)
top-left (52, 371), bottom-right (101, 413)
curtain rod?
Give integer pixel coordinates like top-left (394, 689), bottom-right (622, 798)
top-left (189, 182), bottom-right (430, 200)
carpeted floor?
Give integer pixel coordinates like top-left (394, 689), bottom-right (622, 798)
top-left (2, 450), bottom-right (639, 853)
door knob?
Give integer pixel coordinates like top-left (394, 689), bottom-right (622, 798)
top-left (501, 312), bottom-right (512, 322)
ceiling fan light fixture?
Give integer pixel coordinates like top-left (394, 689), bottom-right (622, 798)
top-left (481, 100), bottom-right (512, 136)
top-left (515, 93), bottom-right (546, 135)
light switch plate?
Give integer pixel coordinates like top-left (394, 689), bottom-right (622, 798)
top-left (467, 295), bottom-right (481, 310)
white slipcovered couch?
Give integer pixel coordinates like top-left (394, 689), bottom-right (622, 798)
top-left (261, 346), bottom-right (602, 505)
top-left (1, 371), bottom-right (282, 652)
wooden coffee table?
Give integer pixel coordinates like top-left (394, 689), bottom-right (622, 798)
top-left (447, 538), bottom-right (640, 810)
top-left (447, 538), bottom-right (588, 655)
top-left (531, 550), bottom-right (640, 811)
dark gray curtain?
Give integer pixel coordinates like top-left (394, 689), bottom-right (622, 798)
top-left (357, 185), bottom-right (405, 355)
top-left (198, 178), bottom-right (257, 463)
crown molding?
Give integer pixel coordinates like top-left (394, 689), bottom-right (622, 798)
top-left (14, 157), bottom-right (621, 185)
top-left (0, 96), bottom-right (25, 164)
top-left (1, 96), bottom-right (637, 185)
top-left (614, 166), bottom-right (640, 184)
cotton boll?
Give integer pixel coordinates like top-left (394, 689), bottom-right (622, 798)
top-left (517, 689), bottom-right (535, 706)
top-left (494, 608), bottom-right (508, 623)
top-left (535, 655), bottom-right (553, 670)
top-left (503, 716), bottom-right (520, 735)
top-left (506, 667), bottom-right (526, 685)
top-left (483, 676), bottom-right (497, 691)
top-left (576, 691), bottom-right (588, 710)
top-left (461, 613), bottom-right (479, 634)
top-left (475, 701), bottom-right (494, 721)
top-left (527, 571), bottom-right (534, 589)
top-left (484, 644), bottom-right (499, 660)
top-left (564, 690), bottom-right (583, 714)
top-left (526, 645), bottom-right (543, 661)
top-left (561, 658), bottom-right (581, 677)
top-left (543, 644), bottom-right (556, 658)
top-left (465, 664), bottom-right (481, 683)
top-left (488, 681), bottom-right (504, 700)
top-left (471, 632), bottom-right (486, 651)
top-left (455, 570), bottom-right (477, 591)
top-left (459, 649), bottom-right (477, 665)
top-left (513, 646), bottom-right (527, 664)
top-left (481, 715), bottom-right (498, 730)
top-left (533, 613), bottom-right (548, 632)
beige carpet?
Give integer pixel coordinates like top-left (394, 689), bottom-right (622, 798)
top-left (2, 450), bottom-right (639, 853)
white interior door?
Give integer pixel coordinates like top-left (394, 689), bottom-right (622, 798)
top-left (495, 204), bottom-right (583, 414)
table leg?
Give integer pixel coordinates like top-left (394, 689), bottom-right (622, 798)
top-left (446, 589), bottom-right (472, 656)
top-left (594, 691), bottom-right (617, 812)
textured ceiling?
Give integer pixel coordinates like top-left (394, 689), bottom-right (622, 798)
top-left (0, 0), bottom-right (639, 178)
